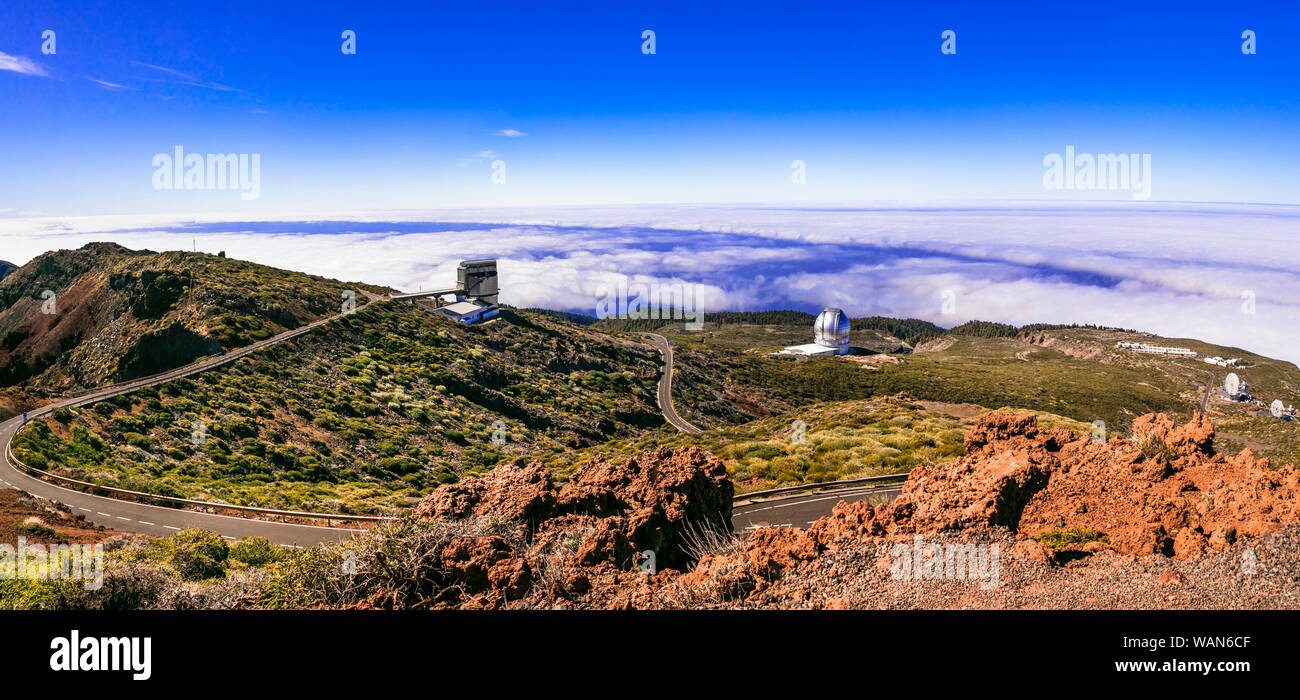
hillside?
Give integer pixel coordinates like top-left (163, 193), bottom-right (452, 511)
top-left (0, 260), bottom-right (15, 283)
top-left (566, 395), bottom-right (1092, 492)
top-left (637, 320), bottom-right (1300, 454)
top-left (0, 242), bottom-right (387, 393)
top-left (12, 303), bottom-right (665, 514)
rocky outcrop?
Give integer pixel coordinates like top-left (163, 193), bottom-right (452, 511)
top-left (114, 322), bottom-right (221, 381)
top-left (407, 446), bottom-right (734, 607)
top-left (1129, 411), bottom-right (1215, 457)
top-left (109, 268), bottom-right (193, 318)
top-left (669, 410), bottom-right (1300, 608)
top-left (1019, 412), bottom-right (1299, 559)
top-left (800, 410), bottom-right (1299, 560)
top-left (412, 462), bottom-right (557, 528)
top-left (555, 447), bottom-right (734, 569)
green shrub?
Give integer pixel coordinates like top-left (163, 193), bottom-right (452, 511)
top-left (229, 537), bottom-right (286, 567)
top-left (1137, 433), bottom-right (1178, 461)
top-left (14, 521), bottom-right (57, 538)
top-left (1031, 527), bottom-right (1109, 550)
top-left (123, 432), bottom-right (151, 449)
top-left (159, 529), bottom-right (230, 581)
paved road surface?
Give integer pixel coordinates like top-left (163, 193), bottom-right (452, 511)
top-left (1199, 368), bottom-right (1214, 411)
top-left (732, 485), bottom-right (903, 531)
top-left (0, 296), bottom-right (387, 547)
top-left (642, 333), bottom-right (702, 433)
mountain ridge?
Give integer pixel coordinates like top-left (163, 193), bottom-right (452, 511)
top-left (0, 242), bottom-right (388, 393)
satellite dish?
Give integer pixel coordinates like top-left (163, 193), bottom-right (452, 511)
top-left (1271, 399), bottom-right (1285, 418)
top-left (1224, 373), bottom-right (1241, 397)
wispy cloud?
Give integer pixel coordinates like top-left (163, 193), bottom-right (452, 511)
top-left (131, 61), bottom-right (198, 81)
top-left (87, 77), bottom-right (137, 91)
top-left (0, 51), bottom-right (49, 77)
top-left (458, 150), bottom-right (498, 166)
top-left (131, 60), bottom-right (243, 93)
top-left (495, 129), bottom-right (525, 137)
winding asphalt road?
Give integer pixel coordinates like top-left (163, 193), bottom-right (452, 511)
top-left (636, 333), bottom-right (904, 527)
top-left (0, 295), bottom-right (386, 547)
top-left (642, 333), bottom-right (702, 433)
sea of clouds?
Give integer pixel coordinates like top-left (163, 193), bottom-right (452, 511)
top-left (2, 202), bottom-right (1298, 363)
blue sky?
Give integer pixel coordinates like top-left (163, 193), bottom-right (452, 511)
top-left (2, 1), bottom-right (1298, 215)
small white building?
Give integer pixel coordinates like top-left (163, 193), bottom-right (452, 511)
top-left (431, 299), bottom-right (499, 325)
top-left (1116, 342), bottom-right (1197, 357)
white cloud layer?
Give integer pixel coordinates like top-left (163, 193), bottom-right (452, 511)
top-left (1, 202), bottom-right (1298, 363)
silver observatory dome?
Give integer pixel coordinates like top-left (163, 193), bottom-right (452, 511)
top-left (813, 308), bottom-right (850, 354)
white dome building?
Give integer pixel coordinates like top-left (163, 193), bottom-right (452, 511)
top-left (779, 307), bottom-right (852, 357)
top-left (813, 308), bottom-right (850, 354)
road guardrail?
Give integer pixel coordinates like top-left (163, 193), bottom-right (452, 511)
top-left (5, 432), bottom-right (393, 524)
top-left (733, 471), bottom-right (909, 502)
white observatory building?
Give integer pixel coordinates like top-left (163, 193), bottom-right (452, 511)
top-left (780, 308), bottom-right (851, 357)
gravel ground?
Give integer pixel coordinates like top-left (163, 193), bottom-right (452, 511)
top-left (752, 524), bottom-right (1300, 609)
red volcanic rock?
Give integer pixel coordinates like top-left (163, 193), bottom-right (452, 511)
top-left (412, 462), bottom-right (556, 528)
top-left (438, 536), bottom-right (522, 592)
top-left (1130, 411), bottom-right (1215, 458)
top-left (1018, 412), bottom-right (1300, 559)
top-left (414, 447), bottom-right (732, 571)
top-left (962, 411), bottom-right (1075, 456)
top-left (557, 446), bottom-right (734, 570)
top-left (888, 442), bottom-right (1055, 533)
top-left (675, 409), bottom-right (1300, 607)
top-left (404, 445), bottom-right (734, 607)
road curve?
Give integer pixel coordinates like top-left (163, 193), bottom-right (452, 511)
top-left (638, 332), bottom-right (903, 528)
top-left (642, 333), bottom-right (702, 433)
top-left (0, 295), bottom-right (389, 547)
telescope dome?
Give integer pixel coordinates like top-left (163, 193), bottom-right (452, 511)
top-left (813, 308), bottom-right (850, 354)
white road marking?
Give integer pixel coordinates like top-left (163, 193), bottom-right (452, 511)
top-left (138, 521), bottom-right (154, 526)
top-left (78, 507), bottom-right (91, 512)
top-left (116, 516), bottom-right (131, 521)
top-left (163, 525), bottom-right (180, 531)
top-left (97, 512), bottom-right (112, 516)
